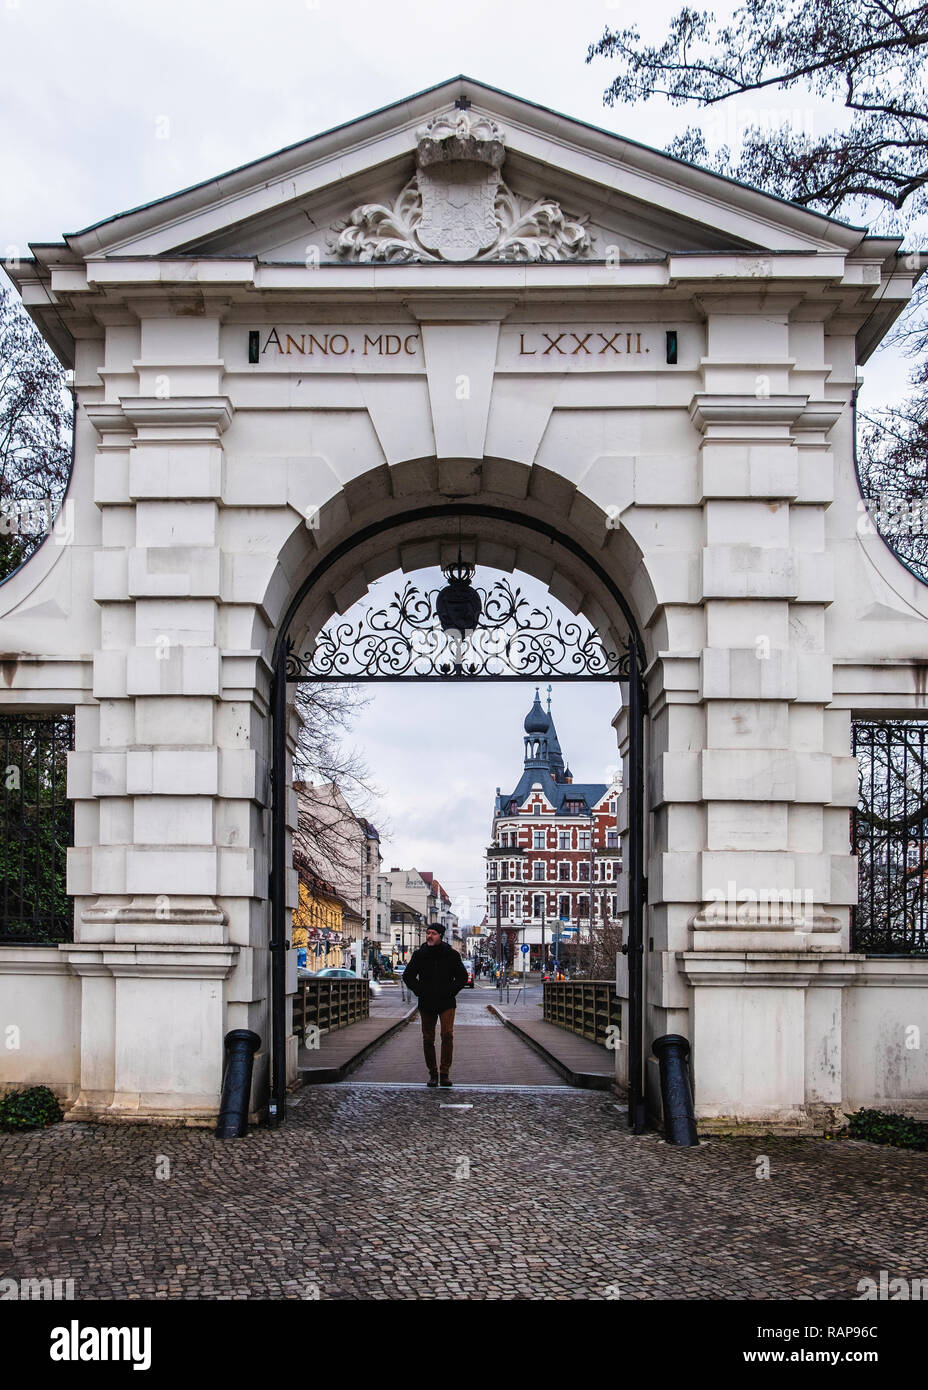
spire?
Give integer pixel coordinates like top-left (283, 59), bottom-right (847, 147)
top-left (545, 699), bottom-right (566, 782)
top-left (523, 687), bottom-right (552, 771)
top-left (523, 687), bottom-right (550, 735)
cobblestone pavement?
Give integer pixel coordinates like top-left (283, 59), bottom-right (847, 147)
top-left (1, 1085), bottom-right (926, 1300)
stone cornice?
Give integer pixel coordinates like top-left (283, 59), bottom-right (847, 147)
top-left (0, 946), bottom-right (76, 975)
top-left (679, 951), bottom-right (928, 988)
top-left (689, 394), bottom-right (809, 431)
top-left (83, 402), bottom-right (135, 435)
top-left (119, 396), bottom-right (233, 432)
top-left (62, 942), bottom-right (239, 980)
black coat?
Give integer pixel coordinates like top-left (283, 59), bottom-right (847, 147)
top-left (403, 943), bottom-right (469, 1014)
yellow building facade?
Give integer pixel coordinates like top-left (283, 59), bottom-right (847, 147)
top-left (292, 875), bottom-right (345, 971)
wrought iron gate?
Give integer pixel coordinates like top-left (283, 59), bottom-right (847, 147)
top-left (0, 712), bottom-right (73, 943)
top-left (269, 506), bottom-right (648, 1128)
top-left (852, 720), bottom-right (928, 954)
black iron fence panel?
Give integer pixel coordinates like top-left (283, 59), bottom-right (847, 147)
top-left (0, 713), bottom-right (74, 944)
top-left (852, 720), bottom-right (928, 955)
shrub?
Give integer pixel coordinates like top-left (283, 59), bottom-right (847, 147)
top-left (0, 1085), bottom-right (63, 1131)
top-left (844, 1107), bottom-right (928, 1152)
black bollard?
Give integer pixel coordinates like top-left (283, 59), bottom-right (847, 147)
top-left (217, 1029), bottom-right (261, 1139)
top-left (651, 1034), bottom-right (699, 1146)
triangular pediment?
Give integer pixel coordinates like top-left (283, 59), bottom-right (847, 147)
top-left (63, 76), bottom-right (865, 266)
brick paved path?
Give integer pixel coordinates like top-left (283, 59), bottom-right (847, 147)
top-left (352, 987), bottom-right (562, 1085)
top-left (2, 1085), bottom-right (926, 1300)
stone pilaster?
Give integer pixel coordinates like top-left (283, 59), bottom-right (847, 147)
top-left (65, 377), bottom-right (261, 1122)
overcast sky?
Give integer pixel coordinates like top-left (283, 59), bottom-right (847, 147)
top-left (3, 0), bottom-right (923, 925)
top-left (316, 568), bottom-right (624, 925)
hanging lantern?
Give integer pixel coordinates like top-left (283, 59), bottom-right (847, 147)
top-left (436, 552), bottom-right (482, 635)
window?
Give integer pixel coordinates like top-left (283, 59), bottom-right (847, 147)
top-left (500, 863), bottom-right (509, 880)
top-left (365, 876), bottom-right (371, 895)
top-left (533, 804), bottom-right (541, 816)
top-left (558, 862), bottom-right (570, 881)
top-left (558, 831), bottom-right (570, 850)
top-left (489, 895), bottom-right (497, 916)
top-left (377, 913), bottom-right (382, 930)
top-left (579, 831), bottom-right (591, 851)
top-left (558, 896), bottom-right (570, 918)
top-left (578, 896), bottom-right (590, 920)
top-left (376, 883), bottom-right (382, 900)
top-left (500, 894), bottom-right (509, 918)
top-left (533, 894), bottom-right (544, 918)
top-left (366, 910), bottom-right (371, 929)
top-left (611, 895), bottom-right (618, 917)
top-left (489, 863), bottom-right (498, 881)
top-left (578, 862), bottom-right (590, 881)
top-left (533, 831), bottom-right (544, 849)
top-left (607, 830), bottom-right (619, 848)
top-left (533, 861), bottom-right (545, 881)
top-left (609, 799), bottom-right (616, 813)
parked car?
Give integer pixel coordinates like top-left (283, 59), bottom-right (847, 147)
top-left (315, 967), bottom-right (382, 997)
top-left (462, 957), bottom-right (476, 988)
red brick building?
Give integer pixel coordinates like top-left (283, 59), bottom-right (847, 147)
top-left (485, 688), bottom-right (622, 968)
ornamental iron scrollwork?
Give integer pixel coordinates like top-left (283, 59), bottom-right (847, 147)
top-left (286, 576), bottom-right (629, 681)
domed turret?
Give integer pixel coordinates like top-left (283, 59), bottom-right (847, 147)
top-left (523, 688), bottom-right (550, 735)
top-left (523, 688), bottom-right (552, 769)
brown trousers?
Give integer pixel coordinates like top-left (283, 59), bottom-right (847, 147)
top-left (419, 1007), bottom-right (456, 1077)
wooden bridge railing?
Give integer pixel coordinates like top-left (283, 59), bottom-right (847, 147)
top-left (292, 979), bottom-right (370, 1041)
top-left (543, 980), bottom-right (620, 1046)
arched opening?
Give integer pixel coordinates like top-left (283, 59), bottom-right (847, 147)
top-left (267, 503), bottom-right (650, 1131)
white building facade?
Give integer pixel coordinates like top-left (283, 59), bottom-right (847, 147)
top-left (387, 869), bottom-right (460, 948)
top-left (1, 78), bottom-right (926, 1131)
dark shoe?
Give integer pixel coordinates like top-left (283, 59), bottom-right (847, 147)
top-left (439, 1076), bottom-right (452, 1088)
top-left (427, 1075), bottom-right (439, 1088)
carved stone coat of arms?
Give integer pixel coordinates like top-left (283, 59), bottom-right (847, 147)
top-left (417, 162), bottom-right (499, 262)
top-left (327, 106), bottom-right (593, 264)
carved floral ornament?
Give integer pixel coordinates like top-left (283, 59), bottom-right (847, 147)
top-left (327, 108), bottom-right (594, 264)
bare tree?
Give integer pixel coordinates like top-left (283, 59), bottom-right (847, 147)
top-left (586, 0), bottom-right (928, 579)
top-left (587, 0), bottom-right (928, 218)
top-left (588, 896), bottom-right (624, 979)
top-left (289, 681), bottom-right (387, 885)
top-left (0, 283), bottom-right (73, 580)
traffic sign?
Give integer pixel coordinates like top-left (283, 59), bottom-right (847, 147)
top-left (520, 943), bottom-right (530, 954)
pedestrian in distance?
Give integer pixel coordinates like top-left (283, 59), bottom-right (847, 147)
top-left (402, 925), bottom-right (469, 1087)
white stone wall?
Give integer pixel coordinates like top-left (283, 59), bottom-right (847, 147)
top-left (2, 97), bottom-right (926, 1130)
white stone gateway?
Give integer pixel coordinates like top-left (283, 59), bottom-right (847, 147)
top-left (2, 77), bottom-right (927, 1131)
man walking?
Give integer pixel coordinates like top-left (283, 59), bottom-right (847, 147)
top-left (403, 925), bottom-right (469, 1087)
